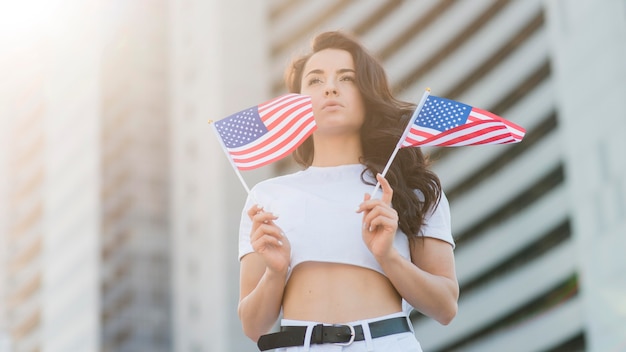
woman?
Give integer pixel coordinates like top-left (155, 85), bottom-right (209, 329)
top-left (238, 31), bottom-right (458, 351)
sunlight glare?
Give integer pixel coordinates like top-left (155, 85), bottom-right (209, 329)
top-left (0, 1), bottom-right (65, 46)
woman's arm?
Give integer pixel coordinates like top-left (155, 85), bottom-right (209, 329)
top-left (377, 239), bottom-right (458, 324)
top-left (239, 253), bottom-right (288, 341)
top-left (358, 174), bottom-right (459, 325)
top-left (238, 206), bottom-right (291, 341)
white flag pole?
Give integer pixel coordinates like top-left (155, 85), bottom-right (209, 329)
top-left (370, 88), bottom-right (431, 198)
top-left (209, 120), bottom-right (255, 199)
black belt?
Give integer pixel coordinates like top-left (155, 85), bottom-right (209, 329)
top-left (257, 316), bottom-right (411, 351)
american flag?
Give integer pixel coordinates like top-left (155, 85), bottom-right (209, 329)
top-left (401, 95), bottom-right (525, 147)
top-left (213, 94), bottom-right (315, 170)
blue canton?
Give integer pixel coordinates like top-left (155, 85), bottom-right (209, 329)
top-left (414, 97), bottom-right (471, 132)
top-left (214, 107), bottom-right (268, 148)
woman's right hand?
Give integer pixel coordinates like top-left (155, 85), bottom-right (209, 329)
top-left (247, 204), bottom-right (291, 275)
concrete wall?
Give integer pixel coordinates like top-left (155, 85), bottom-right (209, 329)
top-left (168, 1), bottom-right (271, 350)
top-left (545, 1), bottom-right (626, 351)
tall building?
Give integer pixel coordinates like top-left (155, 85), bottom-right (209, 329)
top-left (0, 47), bottom-right (49, 352)
top-left (167, 1), bottom-right (271, 351)
top-left (100, 1), bottom-right (171, 351)
top-left (0, 1), bottom-right (102, 351)
top-left (1, 1), bottom-right (171, 351)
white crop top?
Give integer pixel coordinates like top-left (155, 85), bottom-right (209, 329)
top-left (238, 164), bottom-right (454, 276)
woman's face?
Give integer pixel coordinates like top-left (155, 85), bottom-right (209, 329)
top-left (299, 48), bottom-right (366, 137)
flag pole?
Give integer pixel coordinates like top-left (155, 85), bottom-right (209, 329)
top-left (209, 120), bottom-right (253, 197)
top-left (370, 88), bottom-right (431, 198)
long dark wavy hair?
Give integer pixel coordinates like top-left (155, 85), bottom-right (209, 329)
top-left (285, 31), bottom-right (442, 240)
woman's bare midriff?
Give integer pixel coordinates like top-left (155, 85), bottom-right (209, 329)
top-left (282, 262), bottom-right (403, 323)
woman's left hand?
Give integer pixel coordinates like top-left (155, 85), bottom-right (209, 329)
top-left (357, 173), bottom-right (399, 260)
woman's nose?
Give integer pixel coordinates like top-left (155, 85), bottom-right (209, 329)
top-left (324, 87), bottom-right (338, 96)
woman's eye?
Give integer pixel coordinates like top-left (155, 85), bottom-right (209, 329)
top-left (340, 75), bottom-right (355, 82)
top-left (307, 78), bottom-right (323, 86)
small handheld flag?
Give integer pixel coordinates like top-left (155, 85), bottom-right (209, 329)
top-left (212, 93), bottom-right (316, 171)
top-left (210, 93), bottom-right (315, 196)
top-left (371, 91), bottom-right (526, 198)
top-left (401, 95), bottom-right (525, 147)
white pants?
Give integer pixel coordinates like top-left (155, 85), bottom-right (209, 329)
top-left (274, 312), bottom-right (423, 352)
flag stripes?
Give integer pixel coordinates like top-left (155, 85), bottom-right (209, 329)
top-left (214, 94), bottom-right (315, 170)
top-left (401, 95), bottom-right (525, 148)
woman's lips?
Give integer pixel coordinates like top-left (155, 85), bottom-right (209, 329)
top-left (321, 101), bottom-right (342, 110)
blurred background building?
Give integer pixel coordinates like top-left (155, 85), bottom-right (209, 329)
top-left (0, 0), bottom-right (625, 352)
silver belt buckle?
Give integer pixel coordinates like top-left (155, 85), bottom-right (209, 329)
top-left (332, 324), bottom-right (355, 346)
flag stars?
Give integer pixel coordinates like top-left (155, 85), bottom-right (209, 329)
top-left (413, 96), bottom-right (471, 132)
top-left (214, 107), bottom-right (269, 148)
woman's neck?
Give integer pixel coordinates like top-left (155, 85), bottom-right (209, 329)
top-left (311, 134), bottom-right (362, 167)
